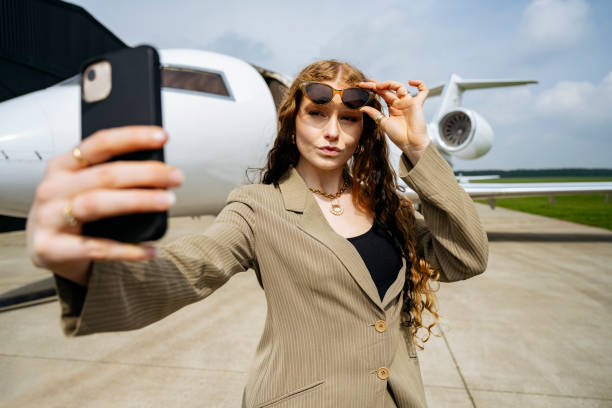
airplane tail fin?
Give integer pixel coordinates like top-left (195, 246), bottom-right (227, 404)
top-left (427, 74), bottom-right (537, 120)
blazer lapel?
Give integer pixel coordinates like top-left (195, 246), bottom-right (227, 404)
top-left (381, 256), bottom-right (406, 309)
top-left (278, 167), bottom-right (407, 311)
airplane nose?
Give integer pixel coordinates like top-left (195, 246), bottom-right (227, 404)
top-left (0, 86), bottom-right (79, 217)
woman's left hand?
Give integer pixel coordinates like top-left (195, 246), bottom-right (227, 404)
top-left (358, 79), bottom-right (430, 163)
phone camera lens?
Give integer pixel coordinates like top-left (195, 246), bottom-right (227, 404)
top-left (87, 69), bottom-right (96, 81)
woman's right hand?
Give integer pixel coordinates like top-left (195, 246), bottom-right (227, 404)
top-left (26, 126), bottom-right (184, 287)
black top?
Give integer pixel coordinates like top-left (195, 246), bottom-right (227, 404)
top-left (347, 222), bottom-right (404, 302)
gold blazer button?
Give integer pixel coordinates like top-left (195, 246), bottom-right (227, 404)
top-left (374, 320), bottom-right (387, 333)
top-left (377, 367), bottom-right (390, 380)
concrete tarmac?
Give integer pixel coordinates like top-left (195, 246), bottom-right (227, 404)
top-left (1, 204), bottom-right (611, 407)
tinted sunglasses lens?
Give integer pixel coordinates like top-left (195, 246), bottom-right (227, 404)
top-left (305, 83), bottom-right (332, 104)
top-left (342, 88), bottom-right (371, 109)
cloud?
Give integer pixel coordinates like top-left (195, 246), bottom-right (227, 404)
top-left (62, 0), bottom-right (612, 169)
top-left (518, 0), bottom-right (591, 54)
top-left (317, 4), bottom-right (447, 72)
top-left (205, 32), bottom-right (274, 66)
top-left (534, 70), bottom-right (612, 122)
top-left (464, 86), bottom-right (536, 127)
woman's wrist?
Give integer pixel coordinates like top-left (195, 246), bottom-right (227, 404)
top-left (401, 140), bottom-right (430, 166)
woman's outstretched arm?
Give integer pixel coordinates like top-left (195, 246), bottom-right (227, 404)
top-left (26, 125), bottom-right (256, 336)
top-left (56, 189), bottom-right (256, 336)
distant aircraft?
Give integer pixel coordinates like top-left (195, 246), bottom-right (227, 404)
top-left (1, 1), bottom-right (611, 221)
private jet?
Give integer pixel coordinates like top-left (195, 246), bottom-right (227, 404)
top-left (1, 0), bottom-right (611, 222)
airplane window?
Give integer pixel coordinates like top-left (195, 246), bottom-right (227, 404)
top-left (161, 67), bottom-right (230, 97)
top-left (60, 68), bottom-right (232, 99)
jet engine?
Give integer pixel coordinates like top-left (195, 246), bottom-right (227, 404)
top-left (436, 107), bottom-right (493, 160)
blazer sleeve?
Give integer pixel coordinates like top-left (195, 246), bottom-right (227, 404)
top-left (398, 143), bottom-right (489, 283)
top-left (53, 188), bottom-right (257, 337)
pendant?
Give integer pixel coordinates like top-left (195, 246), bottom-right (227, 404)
top-left (330, 203), bottom-right (343, 216)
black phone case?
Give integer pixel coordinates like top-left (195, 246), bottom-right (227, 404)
top-left (81, 45), bottom-right (166, 242)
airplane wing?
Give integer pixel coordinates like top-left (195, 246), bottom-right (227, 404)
top-left (0, 0), bottom-right (126, 103)
top-left (425, 78), bottom-right (537, 100)
top-left (401, 181), bottom-right (612, 206)
top-left (456, 175), bottom-right (500, 182)
top-left (459, 182), bottom-right (612, 200)
top-left (427, 83), bottom-right (444, 98)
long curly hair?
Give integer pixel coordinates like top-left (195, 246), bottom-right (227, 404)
top-left (257, 59), bottom-right (440, 349)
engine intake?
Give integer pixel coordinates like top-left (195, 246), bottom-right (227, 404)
top-left (437, 108), bottom-right (493, 160)
top-left (440, 110), bottom-right (471, 146)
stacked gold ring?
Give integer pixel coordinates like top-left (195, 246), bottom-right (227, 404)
top-left (63, 200), bottom-right (81, 227)
top-left (63, 145), bottom-right (89, 227)
top-left (72, 146), bottom-right (90, 167)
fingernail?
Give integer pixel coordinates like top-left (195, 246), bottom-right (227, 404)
top-left (167, 191), bottom-right (176, 206)
top-left (153, 130), bottom-right (166, 141)
top-left (170, 169), bottom-right (184, 184)
top-left (158, 191), bottom-right (176, 206)
top-left (144, 246), bottom-right (158, 258)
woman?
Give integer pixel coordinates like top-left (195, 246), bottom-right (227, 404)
top-left (26, 59), bottom-right (488, 407)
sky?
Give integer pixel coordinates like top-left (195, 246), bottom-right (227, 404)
top-left (70, 0), bottom-right (612, 170)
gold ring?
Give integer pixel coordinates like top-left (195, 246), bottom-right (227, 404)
top-left (72, 146), bottom-right (90, 167)
top-left (375, 114), bottom-right (385, 126)
top-left (63, 200), bottom-right (81, 227)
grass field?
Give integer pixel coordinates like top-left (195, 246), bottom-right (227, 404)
top-left (471, 177), bottom-right (612, 231)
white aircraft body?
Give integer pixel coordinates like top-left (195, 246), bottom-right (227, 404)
top-left (1, 49), bottom-right (611, 218)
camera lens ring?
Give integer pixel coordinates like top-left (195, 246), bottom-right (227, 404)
top-left (87, 69), bottom-right (96, 81)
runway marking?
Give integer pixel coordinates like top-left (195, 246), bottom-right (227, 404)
top-left (0, 296), bottom-right (56, 312)
top-left (0, 352), bottom-right (249, 375)
top-left (439, 323), bottom-right (477, 408)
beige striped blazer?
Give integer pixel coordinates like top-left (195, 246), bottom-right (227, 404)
top-left (55, 143), bottom-right (488, 408)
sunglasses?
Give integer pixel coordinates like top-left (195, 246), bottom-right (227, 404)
top-left (299, 81), bottom-right (374, 109)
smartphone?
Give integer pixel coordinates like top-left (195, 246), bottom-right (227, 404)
top-left (80, 45), bottom-right (167, 243)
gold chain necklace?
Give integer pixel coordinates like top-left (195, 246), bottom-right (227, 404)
top-left (308, 173), bottom-right (350, 216)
